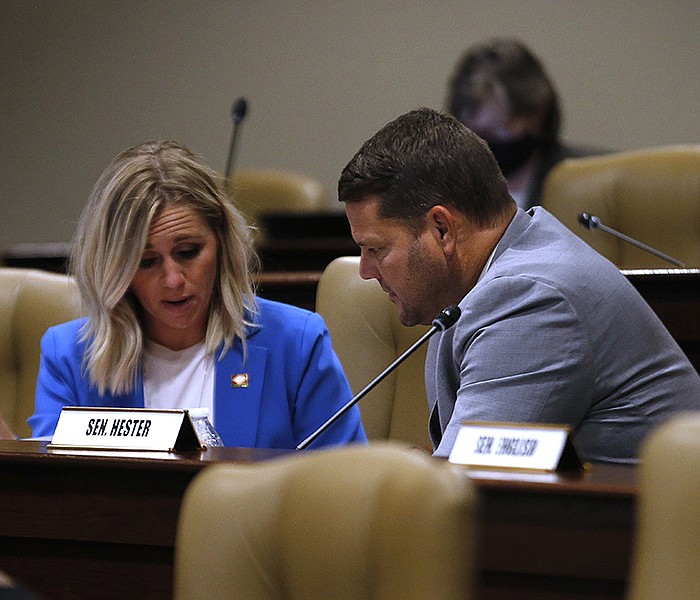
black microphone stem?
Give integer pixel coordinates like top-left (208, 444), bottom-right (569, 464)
top-left (579, 213), bottom-right (685, 268)
top-left (594, 221), bottom-right (685, 267)
top-left (224, 128), bottom-right (241, 181)
top-left (296, 325), bottom-right (440, 451)
top-left (225, 97), bottom-right (248, 180)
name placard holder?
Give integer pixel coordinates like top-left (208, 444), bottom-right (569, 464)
top-left (448, 421), bottom-right (585, 472)
top-left (48, 407), bottom-right (222, 452)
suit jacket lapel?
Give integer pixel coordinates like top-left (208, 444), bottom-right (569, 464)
top-left (213, 343), bottom-right (268, 447)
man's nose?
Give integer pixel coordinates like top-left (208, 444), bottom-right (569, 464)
top-left (358, 254), bottom-right (379, 281)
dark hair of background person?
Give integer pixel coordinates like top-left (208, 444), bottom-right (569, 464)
top-left (447, 37), bottom-right (561, 152)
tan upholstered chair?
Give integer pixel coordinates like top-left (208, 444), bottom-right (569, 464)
top-left (315, 256), bottom-right (432, 451)
top-left (174, 443), bottom-right (476, 600)
top-left (226, 168), bottom-right (329, 229)
top-left (627, 412), bottom-right (700, 600)
top-left (0, 268), bottom-right (81, 438)
top-left (542, 145), bottom-right (700, 269)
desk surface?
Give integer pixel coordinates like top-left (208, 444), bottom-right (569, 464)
top-left (472, 463), bottom-right (636, 600)
top-left (0, 441), bottom-right (636, 600)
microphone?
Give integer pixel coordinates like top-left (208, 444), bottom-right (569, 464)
top-left (296, 304), bottom-right (461, 450)
top-left (578, 212), bottom-right (685, 267)
top-left (224, 97), bottom-right (248, 180)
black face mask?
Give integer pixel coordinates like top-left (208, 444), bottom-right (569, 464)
top-left (486, 134), bottom-right (539, 177)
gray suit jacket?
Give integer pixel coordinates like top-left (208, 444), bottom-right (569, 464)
top-left (426, 207), bottom-right (700, 464)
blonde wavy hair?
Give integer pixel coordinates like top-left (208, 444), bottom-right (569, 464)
top-left (71, 140), bottom-right (258, 395)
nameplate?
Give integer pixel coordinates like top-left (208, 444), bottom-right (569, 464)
top-left (448, 421), bottom-right (584, 472)
top-left (48, 407), bottom-right (218, 452)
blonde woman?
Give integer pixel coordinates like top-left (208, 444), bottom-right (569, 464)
top-left (29, 140), bottom-right (366, 449)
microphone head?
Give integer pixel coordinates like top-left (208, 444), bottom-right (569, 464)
top-left (432, 305), bottom-right (461, 331)
top-left (578, 212), bottom-right (599, 230)
top-left (231, 97), bottom-right (248, 124)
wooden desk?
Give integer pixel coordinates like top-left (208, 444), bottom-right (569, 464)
top-left (470, 465), bottom-right (636, 600)
top-left (624, 268), bottom-right (700, 373)
top-left (0, 441), bottom-right (636, 600)
top-left (255, 270), bottom-right (321, 312)
top-left (256, 236), bottom-right (358, 272)
top-left (0, 441), bottom-right (289, 600)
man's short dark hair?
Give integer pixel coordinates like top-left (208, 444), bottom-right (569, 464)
top-left (338, 108), bottom-right (512, 228)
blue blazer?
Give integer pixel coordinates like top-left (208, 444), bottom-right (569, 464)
top-left (29, 298), bottom-right (367, 449)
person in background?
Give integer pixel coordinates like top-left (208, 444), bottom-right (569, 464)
top-left (29, 140), bottom-right (366, 449)
top-left (447, 37), bottom-right (604, 209)
top-left (338, 107), bottom-right (700, 465)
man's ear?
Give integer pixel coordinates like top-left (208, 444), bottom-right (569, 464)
top-left (426, 205), bottom-right (457, 252)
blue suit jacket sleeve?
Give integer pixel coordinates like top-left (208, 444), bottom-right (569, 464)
top-left (220, 299), bottom-right (366, 449)
top-left (29, 318), bottom-right (142, 438)
top-left (290, 310), bottom-right (367, 448)
top-left (30, 322), bottom-right (84, 438)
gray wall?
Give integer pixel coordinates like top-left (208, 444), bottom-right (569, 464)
top-left (1, 0), bottom-right (698, 247)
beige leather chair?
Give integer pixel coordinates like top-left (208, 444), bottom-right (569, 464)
top-left (226, 167), bottom-right (329, 229)
top-left (0, 268), bottom-right (81, 438)
top-left (542, 145), bottom-right (700, 269)
top-left (174, 443), bottom-right (476, 600)
top-left (315, 256), bottom-right (432, 451)
top-left (627, 412), bottom-right (700, 600)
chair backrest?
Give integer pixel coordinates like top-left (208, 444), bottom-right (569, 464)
top-left (627, 412), bottom-right (700, 600)
top-left (174, 443), bottom-right (475, 600)
top-left (315, 256), bottom-right (432, 450)
top-left (0, 268), bottom-right (82, 437)
top-left (541, 145), bottom-right (700, 269)
top-left (226, 167), bottom-right (329, 228)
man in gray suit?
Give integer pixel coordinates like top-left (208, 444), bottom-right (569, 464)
top-left (339, 107), bottom-right (700, 465)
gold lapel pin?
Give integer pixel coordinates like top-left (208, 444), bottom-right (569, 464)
top-left (231, 373), bottom-right (249, 388)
